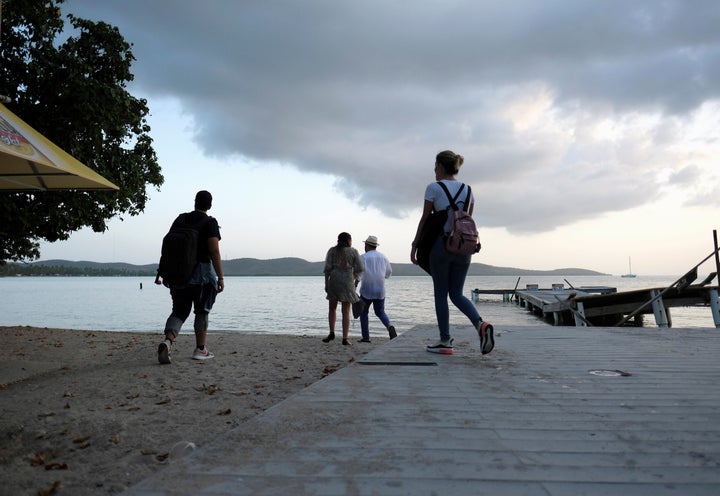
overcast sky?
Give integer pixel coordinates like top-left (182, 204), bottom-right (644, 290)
top-left (38, 0), bottom-right (720, 276)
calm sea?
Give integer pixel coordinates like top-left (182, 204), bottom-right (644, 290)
top-left (0, 275), bottom-right (717, 335)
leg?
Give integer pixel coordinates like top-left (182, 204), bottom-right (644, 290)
top-left (359, 296), bottom-right (371, 341)
top-left (372, 298), bottom-right (396, 339)
top-left (164, 285), bottom-right (194, 340)
top-left (340, 301), bottom-right (351, 344)
top-left (447, 254), bottom-right (481, 325)
top-left (159, 285), bottom-right (193, 364)
top-left (193, 282), bottom-right (218, 349)
top-left (372, 298), bottom-right (391, 328)
top-left (191, 313), bottom-right (214, 359)
top-left (447, 255), bottom-right (494, 354)
top-left (163, 316), bottom-right (183, 341)
top-left (324, 299), bottom-right (338, 342)
top-left (429, 237), bottom-right (452, 341)
top-left (328, 299), bottom-right (338, 332)
top-left (194, 313), bottom-right (209, 347)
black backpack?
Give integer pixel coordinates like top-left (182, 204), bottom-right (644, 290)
top-left (156, 214), bottom-right (210, 286)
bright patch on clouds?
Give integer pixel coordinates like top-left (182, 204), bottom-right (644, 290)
top-left (501, 85), bottom-right (556, 132)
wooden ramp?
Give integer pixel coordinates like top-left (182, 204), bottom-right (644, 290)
top-left (515, 285), bottom-right (720, 327)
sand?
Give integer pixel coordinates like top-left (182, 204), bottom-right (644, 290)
top-left (0, 326), bottom-right (389, 495)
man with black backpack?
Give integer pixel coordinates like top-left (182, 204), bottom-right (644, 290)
top-left (155, 190), bottom-right (224, 364)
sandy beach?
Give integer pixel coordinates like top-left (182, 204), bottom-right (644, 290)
top-left (0, 326), bottom-right (389, 495)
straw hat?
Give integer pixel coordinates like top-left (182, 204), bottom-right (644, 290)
top-left (364, 235), bottom-right (379, 247)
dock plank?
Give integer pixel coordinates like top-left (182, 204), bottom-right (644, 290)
top-left (126, 325), bottom-right (720, 496)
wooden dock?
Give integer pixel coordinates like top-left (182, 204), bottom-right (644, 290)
top-left (511, 284), bottom-right (720, 327)
top-left (470, 284), bottom-right (615, 303)
top-left (127, 324), bottom-right (720, 495)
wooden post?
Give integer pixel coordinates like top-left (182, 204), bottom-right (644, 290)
top-left (650, 289), bottom-right (670, 328)
top-left (511, 276), bottom-right (521, 302)
top-left (714, 230), bottom-right (720, 284)
top-left (709, 289), bottom-right (720, 328)
top-left (552, 293), bottom-right (592, 327)
top-left (574, 301), bottom-right (588, 326)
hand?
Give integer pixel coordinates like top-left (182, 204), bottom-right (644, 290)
top-left (217, 278), bottom-right (225, 293)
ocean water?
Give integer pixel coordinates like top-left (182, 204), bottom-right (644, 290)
top-left (0, 274), bottom-right (717, 335)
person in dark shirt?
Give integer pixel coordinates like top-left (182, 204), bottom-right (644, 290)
top-left (157, 190), bottom-right (225, 364)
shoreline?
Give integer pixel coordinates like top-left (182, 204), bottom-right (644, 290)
top-left (0, 326), bottom-right (389, 495)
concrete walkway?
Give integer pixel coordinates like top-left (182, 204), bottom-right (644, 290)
top-left (126, 325), bottom-right (720, 495)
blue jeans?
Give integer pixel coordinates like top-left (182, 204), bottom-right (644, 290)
top-left (429, 236), bottom-right (481, 341)
top-left (360, 296), bottom-right (391, 340)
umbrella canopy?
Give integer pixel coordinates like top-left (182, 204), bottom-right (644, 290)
top-left (0, 102), bottom-right (119, 191)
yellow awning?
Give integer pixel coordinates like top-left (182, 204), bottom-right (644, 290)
top-left (0, 102), bottom-right (119, 191)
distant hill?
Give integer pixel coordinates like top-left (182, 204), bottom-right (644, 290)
top-left (1, 258), bottom-right (608, 277)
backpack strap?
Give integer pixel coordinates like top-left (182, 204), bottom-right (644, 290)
top-left (177, 212), bottom-right (212, 231)
top-left (437, 182), bottom-right (470, 212)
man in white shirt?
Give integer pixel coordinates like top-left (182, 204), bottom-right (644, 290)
top-left (358, 235), bottom-right (397, 342)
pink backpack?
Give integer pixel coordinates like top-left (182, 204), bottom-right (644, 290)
top-left (437, 182), bottom-right (481, 256)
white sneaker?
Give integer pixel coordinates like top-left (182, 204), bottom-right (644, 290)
top-left (426, 338), bottom-right (454, 355)
top-left (192, 347), bottom-right (215, 360)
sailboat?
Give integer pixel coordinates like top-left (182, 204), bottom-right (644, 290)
top-left (621, 257), bottom-right (636, 278)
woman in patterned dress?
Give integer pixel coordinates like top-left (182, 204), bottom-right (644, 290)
top-left (323, 232), bottom-right (364, 345)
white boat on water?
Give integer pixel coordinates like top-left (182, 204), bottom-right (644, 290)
top-left (621, 257), bottom-right (636, 278)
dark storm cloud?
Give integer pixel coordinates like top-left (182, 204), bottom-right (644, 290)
top-left (64, 0), bottom-right (720, 232)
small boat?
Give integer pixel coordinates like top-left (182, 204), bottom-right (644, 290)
top-left (621, 257), bottom-right (636, 278)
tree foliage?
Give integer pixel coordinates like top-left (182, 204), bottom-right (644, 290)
top-left (0, 0), bottom-right (163, 263)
